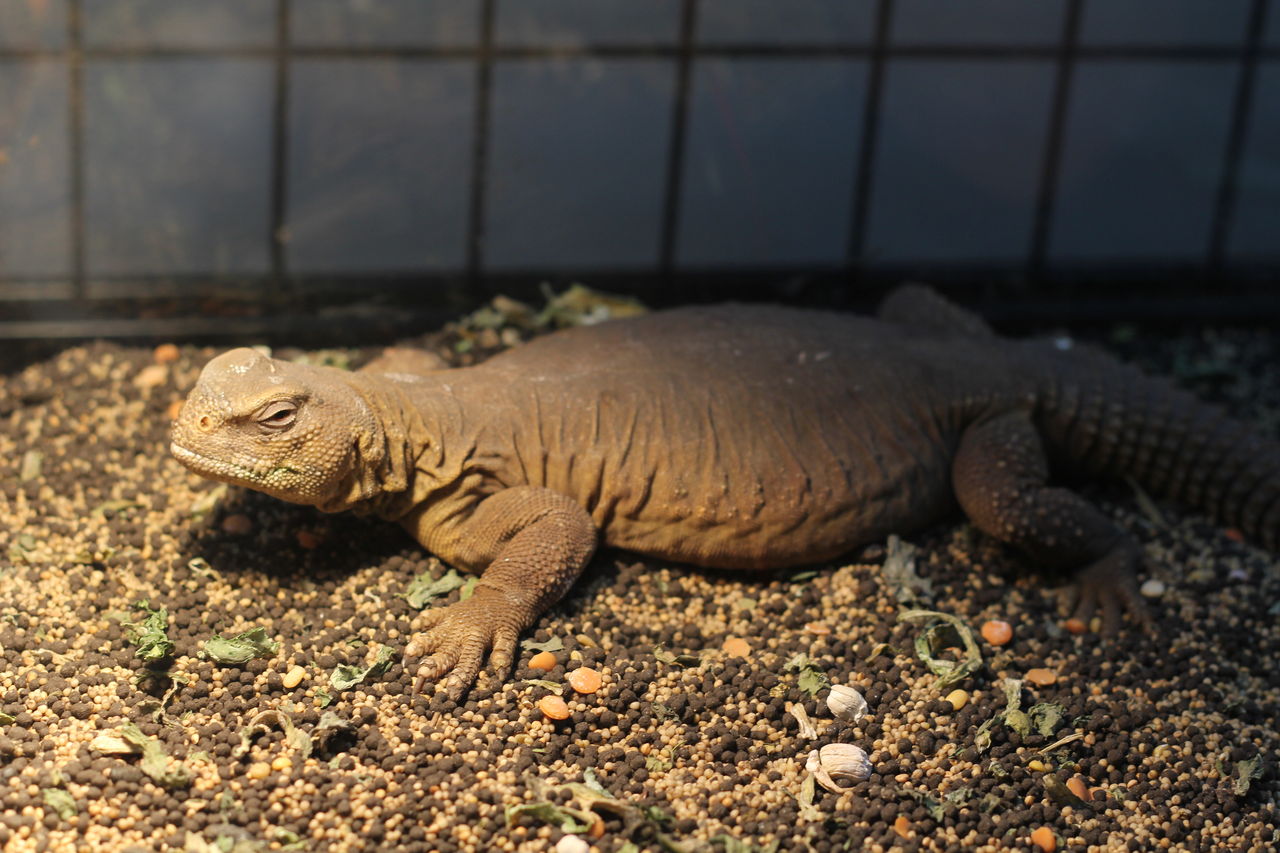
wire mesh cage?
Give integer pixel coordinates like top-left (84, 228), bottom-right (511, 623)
top-left (1, 0), bottom-right (1277, 340)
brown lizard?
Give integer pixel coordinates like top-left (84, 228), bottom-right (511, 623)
top-left (169, 286), bottom-right (1280, 698)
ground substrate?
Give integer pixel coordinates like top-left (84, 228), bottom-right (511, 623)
top-left (0, 323), bottom-right (1277, 853)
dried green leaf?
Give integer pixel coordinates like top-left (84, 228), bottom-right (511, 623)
top-left (1006, 709), bottom-right (1032, 737)
top-left (41, 788), bottom-right (77, 820)
top-left (974, 717), bottom-right (999, 753)
top-left (535, 283), bottom-right (647, 329)
top-left (124, 600), bottom-right (175, 664)
top-left (402, 568), bottom-right (466, 609)
top-left (882, 535), bottom-right (931, 603)
top-left (899, 609), bottom-right (982, 690)
top-left (1232, 756), bottom-right (1262, 796)
top-left (19, 450), bottom-right (43, 482)
top-left (233, 710), bottom-right (312, 762)
top-left (524, 679), bottom-right (563, 693)
top-left (0, 711), bottom-right (15, 726)
top-left (459, 575), bottom-right (479, 601)
top-left (200, 627), bottom-right (279, 665)
top-left (582, 768), bottom-right (611, 798)
top-left (190, 484), bottom-right (228, 517)
top-left (329, 644), bottom-right (398, 691)
top-left (91, 498), bottom-right (143, 518)
top-left (119, 722), bottom-right (192, 789)
top-left (521, 636), bottom-right (565, 654)
top-left (1029, 703), bottom-right (1064, 737)
top-left (504, 801), bottom-right (594, 833)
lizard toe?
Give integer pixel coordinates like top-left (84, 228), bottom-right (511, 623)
top-left (1069, 545), bottom-right (1149, 636)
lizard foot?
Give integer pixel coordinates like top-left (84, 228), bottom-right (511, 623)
top-left (405, 592), bottom-right (524, 701)
top-left (1066, 544), bottom-right (1152, 636)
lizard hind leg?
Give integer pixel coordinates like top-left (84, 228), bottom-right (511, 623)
top-left (951, 410), bottom-right (1151, 634)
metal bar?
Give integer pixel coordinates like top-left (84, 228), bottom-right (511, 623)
top-left (846, 0), bottom-right (893, 264)
top-left (465, 0), bottom-right (496, 286)
top-left (5, 43), bottom-right (1276, 63)
top-left (1208, 0), bottom-right (1267, 272)
top-left (1028, 0), bottom-right (1082, 276)
top-left (269, 0), bottom-right (292, 287)
top-left (658, 0), bottom-right (698, 275)
top-left (67, 0), bottom-right (86, 299)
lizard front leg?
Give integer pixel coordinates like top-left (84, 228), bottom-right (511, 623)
top-left (402, 486), bottom-right (597, 700)
top-left (952, 410), bottom-right (1151, 634)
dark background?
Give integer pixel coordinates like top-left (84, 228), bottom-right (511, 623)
top-left (1, 0), bottom-right (1278, 344)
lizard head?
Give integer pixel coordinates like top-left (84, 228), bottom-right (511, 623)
top-left (170, 348), bottom-right (384, 510)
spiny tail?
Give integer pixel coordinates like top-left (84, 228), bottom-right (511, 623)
top-left (1035, 345), bottom-right (1280, 551)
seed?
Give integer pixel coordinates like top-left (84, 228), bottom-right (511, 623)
top-left (222, 514), bottom-right (253, 535)
top-left (804, 622), bottom-right (832, 635)
top-left (1066, 775), bottom-right (1089, 800)
top-left (133, 364), bottom-right (168, 390)
top-left (555, 835), bottom-right (589, 853)
top-left (721, 637), bottom-right (751, 657)
top-left (567, 667), bottom-right (602, 694)
top-left (246, 762), bottom-right (271, 781)
top-left (153, 343), bottom-right (181, 364)
top-left (528, 651), bottom-right (557, 671)
top-left (1064, 618), bottom-right (1087, 635)
top-left (282, 665), bottom-right (306, 689)
top-left (1030, 826), bottom-right (1057, 851)
top-left (826, 685), bottom-right (868, 723)
top-left (538, 695), bottom-right (570, 721)
top-left (980, 619), bottom-right (1013, 645)
top-left (1025, 668), bottom-right (1057, 687)
top-left (945, 689), bottom-right (968, 711)
top-left (893, 815), bottom-right (910, 838)
top-left (271, 756), bottom-right (292, 772)
top-left (1140, 579), bottom-right (1165, 598)
top-left (1028, 759), bottom-right (1048, 772)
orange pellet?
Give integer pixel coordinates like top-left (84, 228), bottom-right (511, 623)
top-left (893, 815), bottom-right (910, 838)
top-left (1066, 775), bottom-right (1089, 801)
top-left (1224, 527), bottom-right (1244, 542)
top-left (166, 400), bottom-right (184, 420)
top-left (980, 619), bottom-right (1013, 645)
top-left (153, 343), bottom-right (181, 364)
top-left (537, 695), bottom-right (570, 720)
top-left (528, 650), bottom-right (557, 671)
top-left (1025, 668), bottom-right (1057, 687)
top-left (1064, 618), bottom-right (1088, 635)
top-left (295, 530), bottom-right (321, 549)
top-left (722, 637), bottom-right (750, 657)
top-left (588, 816), bottom-right (605, 839)
top-left (567, 666), bottom-right (602, 694)
top-left (1030, 826), bottom-right (1057, 852)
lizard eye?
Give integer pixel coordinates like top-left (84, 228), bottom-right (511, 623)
top-left (256, 401), bottom-right (298, 432)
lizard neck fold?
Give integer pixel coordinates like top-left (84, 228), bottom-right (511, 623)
top-left (318, 374), bottom-right (467, 519)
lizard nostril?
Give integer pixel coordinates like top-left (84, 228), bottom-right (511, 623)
top-left (198, 415), bottom-right (213, 432)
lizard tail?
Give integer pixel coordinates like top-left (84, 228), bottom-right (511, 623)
top-left (1036, 349), bottom-right (1280, 551)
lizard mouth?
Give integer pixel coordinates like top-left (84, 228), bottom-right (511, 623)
top-left (170, 441), bottom-right (268, 484)
top-left (171, 442), bottom-right (306, 487)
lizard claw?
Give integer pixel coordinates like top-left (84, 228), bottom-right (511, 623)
top-left (405, 593), bottom-right (524, 700)
top-left (1067, 545), bottom-right (1152, 636)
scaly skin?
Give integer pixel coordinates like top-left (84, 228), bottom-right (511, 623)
top-left (170, 287), bottom-right (1280, 698)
